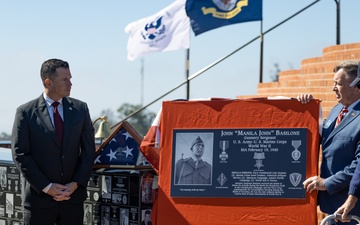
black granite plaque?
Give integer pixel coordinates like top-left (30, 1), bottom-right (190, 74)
top-left (171, 128), bottom-right (307, 198)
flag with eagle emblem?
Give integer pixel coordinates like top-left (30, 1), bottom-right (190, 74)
top-left (186, 0), bottom-right (262, 35)
top-left (125, 0), bottom-right (190, 61)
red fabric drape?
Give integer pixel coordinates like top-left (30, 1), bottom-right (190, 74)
top-left (141, 99), bottom-right (320, 225)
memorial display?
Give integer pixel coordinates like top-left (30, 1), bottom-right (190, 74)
top-left (0, 148), bottom-right (23, 225)
top-left (140, 98), bottom-right (321, 225)
top-left (86, 121), bottom-right (157, 225)
top-left (0, 121), bottom-right (157, 225)
top-left (84, 169), bottom-right (157, 225)
top-left (171, 128), bottom-right (307, 198)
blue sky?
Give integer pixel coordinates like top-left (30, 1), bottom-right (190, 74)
top-left (1, 0), bottom-right (359, 134)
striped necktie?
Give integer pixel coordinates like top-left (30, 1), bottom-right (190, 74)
top-left (335, 107), bottom-right (348, 128)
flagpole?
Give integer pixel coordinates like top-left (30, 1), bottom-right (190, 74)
top-left (141, 58), bottom-right (144, 106)
top-left (186, 27), bottom-right (191, 100)
top-left (114, 0), bottom-right (321, 128)
top-left (334, 0), bottom-right (341, 45)
top-left (259, 20), bottom-right (263, 84)
top-left (186, 48), bottom-right (190, 99)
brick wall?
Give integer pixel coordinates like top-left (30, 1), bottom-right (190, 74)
top-left (237, 42), bottom-right (360, 225)
top-left (238, 42), bottom-right (360, 118)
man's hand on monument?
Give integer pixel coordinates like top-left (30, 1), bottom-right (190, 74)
top-left (303, 176), bottom-right (326, 193)
top-left (296, 94), bottom-right (314, 104)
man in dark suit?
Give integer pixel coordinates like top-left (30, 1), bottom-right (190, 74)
top-left (11, 58), bottom-right (95, 225)
top-left (141, 210), bottom-right (152, 225)
top-left (298, 61), bottom-right (360, 225)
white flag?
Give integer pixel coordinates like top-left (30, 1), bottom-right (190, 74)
top-left (125, 0), bottom-right (190, 61)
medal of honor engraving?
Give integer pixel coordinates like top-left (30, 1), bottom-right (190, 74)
top-left (253, 152), bottom-right (265, 170)
top-left (219, 140), bottom-right (229, 162)
top-left (171, 128), bottom-right (307, 198)
top-left (291, 140), bottom-right (301, 161)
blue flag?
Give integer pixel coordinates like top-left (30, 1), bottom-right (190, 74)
top-left (186, 0), bottom-right (262, 36)
top-left (94, 125), bottom-right (149, 166)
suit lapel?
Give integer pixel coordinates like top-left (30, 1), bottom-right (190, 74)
top-left (335, 109), bottom-right (359, 129)
top-left (34, 96), bottom-right (59, 145)
top-left (62, 98), bottom-right (76, 147)
top-left (322, 105), bottom-right (341, 145)
top-left (324, 102), bottom-right (360, 144)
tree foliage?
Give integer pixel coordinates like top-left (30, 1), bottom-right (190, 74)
top-left (0, 132), bottom-right (11, 140)
top-left (117, 103), bottom-right (156, 137)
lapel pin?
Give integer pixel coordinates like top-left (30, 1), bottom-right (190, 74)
top-left (69, 107), bottom-right (72, 111)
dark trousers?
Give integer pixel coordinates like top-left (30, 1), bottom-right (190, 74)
top-left (24, 201), bottom-right (84, 225)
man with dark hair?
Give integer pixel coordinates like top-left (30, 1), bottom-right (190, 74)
top-left (141, 210), bottom-right (152, 225)
top-left (11, 58), bottom-right (95, 225)
top-left (174, 136), bottom-right (212, 184)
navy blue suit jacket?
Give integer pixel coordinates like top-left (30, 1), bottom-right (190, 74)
top-left (319, 102), bottom-right (360, 215)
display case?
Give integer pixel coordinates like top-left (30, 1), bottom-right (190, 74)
top-left (0, 120), bottom-right (157, 225)
top-left (88, 121), bottom-right (157, 225)
top-left (0, 147), bottom-right (24, 225)
top-left (84, 169), bottom-right (157, 225)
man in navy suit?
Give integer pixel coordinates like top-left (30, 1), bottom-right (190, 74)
top-left (334, 162), bottom-right (360, 222)
top-left (298, 61), bottom-right (360, 225)
top-left (11, 58), bottom-right (95, 225)
top-left (334, 62), bottom-right (360, 222)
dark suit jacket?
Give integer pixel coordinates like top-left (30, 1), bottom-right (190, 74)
top-left (349, 161), bottom-right (360, 198)
top-left (11, 95), bottom-right (95, 207)
top-left (319, 102), bottom-right (360, 215)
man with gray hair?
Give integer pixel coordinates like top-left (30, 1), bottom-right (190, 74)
top-left (334, 61), bottom-right (360, 222)
top-left (298, 61), bottom-right (360, 225)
